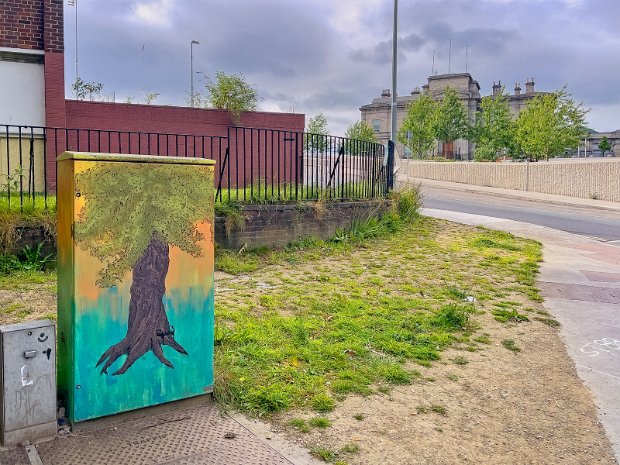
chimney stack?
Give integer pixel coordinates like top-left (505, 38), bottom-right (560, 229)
top-left (381, 89), bottom-right (391, 98)
top-left (525, 78), bottom-right (535, 94)
top-left (492, 80), bottom-right (502, 96)
top-left (514, 82), bottom-right (521, 96)
top-left (411, 87), bottom-right (421, 95)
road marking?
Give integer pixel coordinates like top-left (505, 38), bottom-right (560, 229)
top-left (579, 338), bottom-right (620, 357)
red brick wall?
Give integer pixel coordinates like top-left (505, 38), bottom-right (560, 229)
top-left (64, 101), bottom-right (304, 137)
top-left (0, 0), bottom-right (45, 50)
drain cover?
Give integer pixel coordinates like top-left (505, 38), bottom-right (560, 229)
top-left (36, 403), bottom-right (292, 465)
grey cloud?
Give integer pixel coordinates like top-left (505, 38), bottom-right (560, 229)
top-left (349, 33), bottom-right (425, 64)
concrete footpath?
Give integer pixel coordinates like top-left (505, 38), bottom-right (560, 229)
top-left (422, 206), bottom-right (620, 461)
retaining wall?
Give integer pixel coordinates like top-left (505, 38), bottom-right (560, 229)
top-left (6, 200), bottom-right (391, 255)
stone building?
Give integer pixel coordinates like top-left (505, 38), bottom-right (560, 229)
top-left (360, 73), bottom-right (553, 159)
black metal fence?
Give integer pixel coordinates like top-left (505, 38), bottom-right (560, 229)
top-left (217, 126), bottom-right (388, 202)
top-left (1, 124), bottom-right (391, 212)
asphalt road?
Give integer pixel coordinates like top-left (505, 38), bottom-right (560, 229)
top-left (422, 186), bottom-right (620, 243)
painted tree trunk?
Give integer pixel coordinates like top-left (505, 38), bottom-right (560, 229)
top-left (97, 235), bottom-right (188, 375)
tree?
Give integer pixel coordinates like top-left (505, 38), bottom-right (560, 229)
top-left (515, 88), bottom-right (588, 161)
top-left (345, 121), bottom-right (378, 143)
top-left (205, 71), bottom-right (261, 123)
top-left (398, 92), bottom-right (437, 159)
top-left (598, 137), bottom-right (612, 157)
top-left (144, 91), bottom-right (160, 105)
top-left (305, 113), bottom-right (329, 152)
top-left (74, 163), bottom-right (214, 375)
top-left (72, 77), bottom-right (104, 101)
top-left (433, 87), bottom-right (469, 157)
top-left (471, 90), bottom-right (514, 161)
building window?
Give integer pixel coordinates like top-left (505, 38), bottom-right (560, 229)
top-left (372, 119), bottom-right (381, 133)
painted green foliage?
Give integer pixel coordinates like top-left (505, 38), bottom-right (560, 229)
top-left (75, 163), bottom-right (214, 287)
top-left (75, 162), bottom-right (214, 375)
top-left (398, 92), bottom-right (438, 158)
top-left (515, 88), bottom-right (588, 160)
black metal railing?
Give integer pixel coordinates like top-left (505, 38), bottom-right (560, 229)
top-left (1, 124), bottom-right (391, 213)
top-left (216, 126), bottom-right (388, 203)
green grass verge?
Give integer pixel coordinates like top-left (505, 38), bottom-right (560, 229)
top-left (214, 193), bottom-right (542, 415)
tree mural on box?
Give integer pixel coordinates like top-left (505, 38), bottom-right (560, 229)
top-left (75, 162), bottom-right (214, 375)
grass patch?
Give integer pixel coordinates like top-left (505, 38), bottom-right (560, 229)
top-left (311, 446), bottom-right (338, 462)
top-left (213, 215), bottom-right (543, 415)
top-left (492, 308), bottom-right (530, 323)
top-left (502, 339), bottom-right (521, 352)
top-left (309, 417), bottom-right (332, 428)
top-left (535, 316), bottom-right (560, 327)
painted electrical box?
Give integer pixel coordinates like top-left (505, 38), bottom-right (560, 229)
top-left (0, 320), bottom-right (57, 447)
top-left (57, 152), bottom-right (215, 423)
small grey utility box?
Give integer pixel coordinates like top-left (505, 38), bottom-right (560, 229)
top-left (0, 320), bottom-right (56, 447)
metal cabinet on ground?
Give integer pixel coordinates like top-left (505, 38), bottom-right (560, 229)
top-left (57, 152), bottom-right (216, 423)
top-left (0, 320), bottom-right (56, 447)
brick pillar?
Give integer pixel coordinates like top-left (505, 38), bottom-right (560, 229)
top-left (43, 0), bottom-right (65, 192)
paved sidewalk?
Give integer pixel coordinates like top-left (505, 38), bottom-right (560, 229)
top-left (0, 397), bottom-right (320, 465)
top-left (400, 177), bottom-right (620, 213)
top-left (423, 207), bottom-right (620, 462)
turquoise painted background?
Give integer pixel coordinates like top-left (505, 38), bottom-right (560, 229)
top-left (72, 285), bottom-right (214, 422)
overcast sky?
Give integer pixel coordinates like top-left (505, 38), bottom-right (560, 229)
top-left (64, 0), bottom-right (620, 136)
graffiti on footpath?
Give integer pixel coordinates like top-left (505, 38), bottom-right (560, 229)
top-left (579, 338), bottom-right (620, 357)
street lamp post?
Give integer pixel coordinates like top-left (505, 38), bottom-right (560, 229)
top-left (190, 40), bottom-right (200, 107)
top-left (390, 0), bottom-right (398, 146)
top-left (68, 0), bottom-right (79, 89)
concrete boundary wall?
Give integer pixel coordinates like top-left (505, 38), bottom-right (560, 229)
top-left (401, 159), bottom-right (620, 202)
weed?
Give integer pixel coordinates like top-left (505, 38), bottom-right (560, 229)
top-left (446, 373), bottom-right (459, 381)
top-left (535, 316), bottom-right (560, 327)
top-left (473, 335), bottom-right (491, 344)
top-left (492, 309), bottom-right (529, 323)
top-left (341, 443), bottom-right (360, 454)
top-left (311, 394), bottom-right (336, 413)
top-left (353, 413), bottom-right (365, 421)
top-left (311, 446), bottom-right (337, 462)
top-left (416, 405), bottom-right (429, 414)
top-left (433, 303), bottom-right (471, 330)
top-left (431, 404), bottom-right (447, 415)
top-left (289, 418), bottom-right (311, 433)
top-left (502, 339), bottom-right (521, 352)
top-left (453, 356), bottom-right (469, 365)
top-left (309, 417), bottom-right (332, 428)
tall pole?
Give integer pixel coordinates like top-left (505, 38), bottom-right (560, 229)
top-left (390, 0), bottom-right (398, 145)
top-left (67, 0), bottom-right (78, 90)
top-left (448, 39), bottom-right (452, 74)
top-left (465, 44), bottom-right (469, 73)
top-left (190, 40), bottom-right (199, 107)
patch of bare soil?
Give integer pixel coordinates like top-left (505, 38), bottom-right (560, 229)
top-left (0, 284), bottom-right (56, 325)
top-left (276, 311), bottom-right (616, 464)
